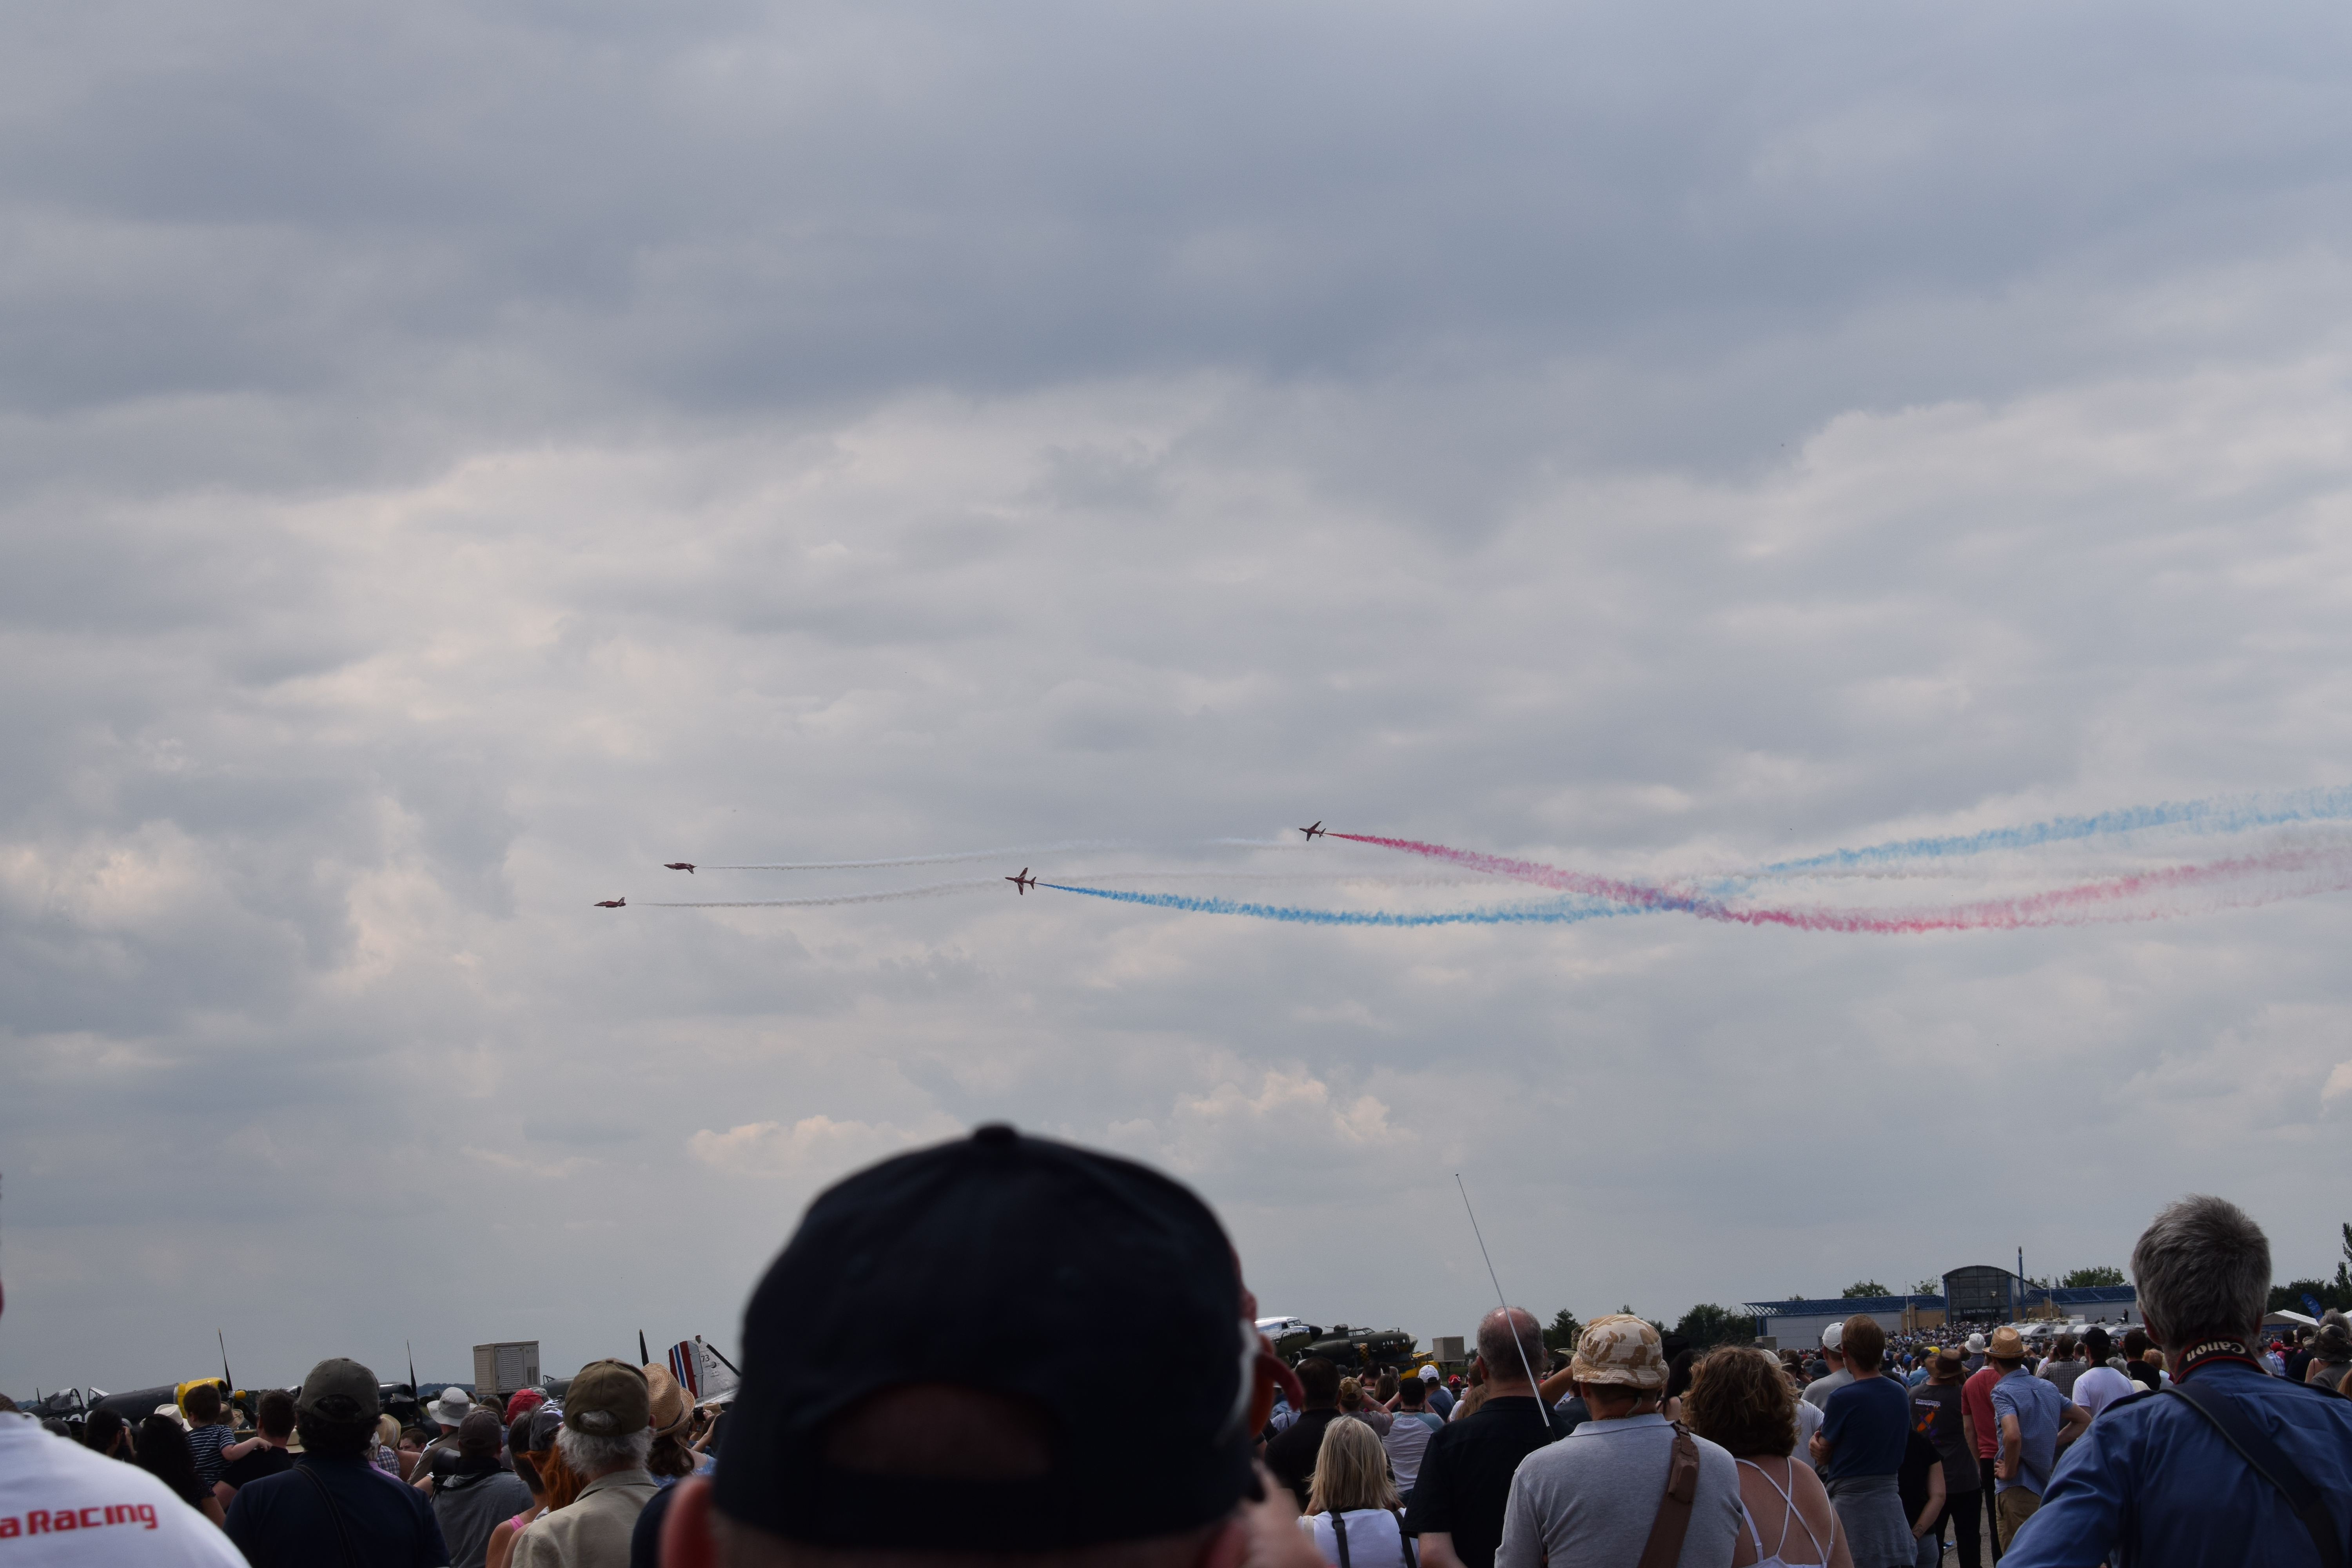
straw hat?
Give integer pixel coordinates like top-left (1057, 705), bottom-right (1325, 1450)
top-left (642, 1363), bottom-right (693, 1437)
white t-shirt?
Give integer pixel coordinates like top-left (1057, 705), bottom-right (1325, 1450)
top-left (1381, 1411), bottom-right (1439, 1489)
top-left (0, 1414), bottom-right (247, 1565)
top-left (2071, 1365), bottom-right (2136, 1421)
top-left (1790, 1394), bottom-right (1826, 1468)
top-left (1300, 1508), bottom-right (1413, 1568)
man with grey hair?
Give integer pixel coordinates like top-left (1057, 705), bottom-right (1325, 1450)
top-left (1406, 1307), bottom-right (1575, 1568)
top-left (2004, 1194), bottom-right (2352, 1568)
top-left (515, 1359), bottom-right (658, 1568)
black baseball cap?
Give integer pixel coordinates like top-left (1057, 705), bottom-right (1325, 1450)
top-left (297, 1359), bottom-right (381, 1422)
top-left (714, 1124), bottom-right (1253, 1550)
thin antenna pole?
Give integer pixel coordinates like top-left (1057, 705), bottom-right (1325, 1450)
top-left (1456, 1173), bottom-right (1550, 1434)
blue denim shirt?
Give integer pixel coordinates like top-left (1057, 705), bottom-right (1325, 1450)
top-left (1989, 1367), bottom-right (2064, 1494)
top-left (2002, 1360), bottom-right (2352, 1567)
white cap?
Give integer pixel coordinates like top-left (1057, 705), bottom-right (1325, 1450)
top-left (1966, 1333), bottom-right (1987, 1353)
top-left (1820, 1323), bottom-right (1844, 1351)
top-left (1418, 1364), bottom-right (1441, 1381)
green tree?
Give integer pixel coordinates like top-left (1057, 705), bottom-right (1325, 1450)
top-left (2062, 1265), bottom-right (2125, 1288)
top-left (2271, 1223), bottom-right (2352, 1312)
top-left (1842, 1280), bottom-right (1891, 1299)
top-left (1541, 1308), bottom-right (1584, 1353)
top-left (2269, 1278), bottom-right (2334, 1312)
top-left (1673, 1304), bottom-right (1752, 1348)
top-left (1912, 1279), bottom-right (1943, 1296)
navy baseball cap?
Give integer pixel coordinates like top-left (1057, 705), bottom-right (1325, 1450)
top-left (713, 1124), bottom-right (1255, 1549)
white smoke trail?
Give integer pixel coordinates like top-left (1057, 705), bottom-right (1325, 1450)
top-left (696, 835), bottom-right (1348, 869)
top-left (642, 879), bottom-right (1000, 907)
top-left (702, 841), bottom-right (1131, 870)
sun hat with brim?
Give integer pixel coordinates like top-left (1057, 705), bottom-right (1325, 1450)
top-left (1985, 1326), bottom-right (2029, 1362)
top-left (1571, 1313), bottom-right (1666, 1390)
top-left (430, 1387), bottom-right (474, 1426)
top-left (642, 1363), bottom-right (693, 1436)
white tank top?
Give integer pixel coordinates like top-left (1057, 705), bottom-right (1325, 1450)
top-left (1735, 1455), bottom-right (1836, 1568)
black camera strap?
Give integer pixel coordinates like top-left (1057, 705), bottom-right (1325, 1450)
top-left (294, 1460), bottom-right (361, 1568)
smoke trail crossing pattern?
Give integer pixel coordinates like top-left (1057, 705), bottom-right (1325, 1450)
top-left (1038, 884), bottom-right (1632, 927)
top-left (622, 786), bottom-right (2352, 935)
top-left (1323, 829), bottom-right (2352, 935)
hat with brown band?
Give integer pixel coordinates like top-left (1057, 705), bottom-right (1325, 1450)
top-left (642, 1363), bottom-right (693, 1437)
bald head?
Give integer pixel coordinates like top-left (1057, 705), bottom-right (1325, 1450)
top-left (1475, 1307), bottom-right (1544, 1392)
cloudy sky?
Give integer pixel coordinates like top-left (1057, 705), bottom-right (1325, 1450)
top-left (7, 0), bottom-right (2352, 1395)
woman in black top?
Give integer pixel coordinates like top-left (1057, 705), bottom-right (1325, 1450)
top-left (135, 1414), bottom-right (229, 1527)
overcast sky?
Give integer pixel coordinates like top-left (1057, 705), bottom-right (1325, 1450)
top-left (7, 0), bottom-right (2352, 1395)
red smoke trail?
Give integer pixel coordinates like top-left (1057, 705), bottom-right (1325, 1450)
top-left (1328, 834), bottom-right (1691, 908)
top-left (1331, 833), bottom-right (2352, 933)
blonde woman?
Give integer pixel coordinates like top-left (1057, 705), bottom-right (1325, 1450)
top-left (1297, 1416), bottom-right (1416, 1568)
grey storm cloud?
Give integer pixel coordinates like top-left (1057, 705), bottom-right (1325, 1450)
top-left (6, 0), bottom-right (2352, 1394)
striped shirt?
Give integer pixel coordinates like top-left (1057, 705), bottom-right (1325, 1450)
top-left (187, 1422), bottom-right (236, 1485)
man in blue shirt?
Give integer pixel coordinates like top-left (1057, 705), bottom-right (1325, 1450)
top-left (1983, 1325), bottom-right (2086, 1549)
top-left (2005, 1195), bottom-right (2352, 1568)
top-left (1812, 1314), bottom-right (1914, 1568)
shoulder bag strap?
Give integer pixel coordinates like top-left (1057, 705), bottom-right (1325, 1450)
top-left (1391, 1508), bottom-right (1417, 1568)
top-left (2162, 1383), bottom-right (2343, 1568)
top-left (294, 1461), bottom-right (362, 1568)
top-left (1633, 1423), bottom-right (1701, 1568)
top-left (1330, 1512), bottom-right (1352, 1568)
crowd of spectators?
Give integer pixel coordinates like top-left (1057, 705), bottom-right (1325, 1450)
top-left (4, 1130), bottom-right (2349, 1568)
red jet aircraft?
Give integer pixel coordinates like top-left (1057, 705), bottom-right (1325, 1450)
top-left (664, 862), bottom-right (695, 873)
top-left (1005, 868), bottom-right (1038, 894)
top-left (593, 897), bottom-right (627, 908)
top-left (1299, 821), bottom-right (1326, 841)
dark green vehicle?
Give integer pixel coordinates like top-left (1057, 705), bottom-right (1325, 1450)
top-left (1296, 1324), bottom-right (1424, 1374)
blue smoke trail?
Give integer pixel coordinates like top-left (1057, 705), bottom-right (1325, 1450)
top-left (1753, 786), bottom-right (2352, 875)
top-left (1041, 884), bottom-right (1646, 928)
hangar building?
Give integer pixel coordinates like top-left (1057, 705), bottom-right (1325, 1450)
top-left (1740, 1266), bottom-right (2140, 1350)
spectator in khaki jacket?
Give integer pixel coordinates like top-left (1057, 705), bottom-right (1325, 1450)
top-left (514, 1360), bottom-right (657, 1568)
